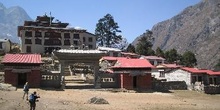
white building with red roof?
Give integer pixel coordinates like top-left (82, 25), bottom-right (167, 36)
top-left (152, 65), bottom-right (220, 90)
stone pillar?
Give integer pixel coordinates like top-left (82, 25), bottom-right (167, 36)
top-left (59, 60), bottom-right (65, 89)
top-left (42, 31), bottom-right (45, 46)
top-left (70, 33), bottom-right (73, 45)
top-left (94, 62), bottom-right (101, 89)
top-left (31, 31), bottom-right (35, 52)
top-left (61, 32), bottom-right (64, 47)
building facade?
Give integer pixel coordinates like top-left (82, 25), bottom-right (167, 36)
top-left (140, 56), bottom-right (165, 66)
top-left (0, 39), bottom-right (11, 54)
top-left (18, 14), bottom-right (96, 54)
top-left (2, 54), bottom-right (42, 87)
top-left (100, 57), bottom-right (154, 90)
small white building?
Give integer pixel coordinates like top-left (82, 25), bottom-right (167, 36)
top-left (152, 65), bottom-right (220, 90)
top-left (0, 39), bottom-right (11, 54)
top-left (152, 64), bottom-right (181, 80)
top-left (140, 56), bottom-right (165, 66)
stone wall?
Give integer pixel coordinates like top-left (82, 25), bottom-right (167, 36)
top-left (165, 69), bottom-right (191, 86)
top-left (41, 72), bottom-right (60, 88)
top-left (0, 72), bottom-right (4, 83)
top-left (100, 73), bottom-right (119, 88)
top-left (152, 80), bottom-right (187, 91)
top-left (204, 85), bottom-right (220, 94)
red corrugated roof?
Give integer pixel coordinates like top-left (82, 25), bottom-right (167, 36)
top-left (112, 58), bottom-right (154, 68)
top-left (182, 67), bottom-right (220, 75)
top-left (202, 70), bottom-right (220, 76)
top-left (1, 54), bottom-right (43, 64)
top-left (182, 67), bottom-right (205, 74)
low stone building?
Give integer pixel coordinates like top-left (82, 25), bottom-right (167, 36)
top-left (1, 54), bottom-right (43, 87)
top-left (152, 66), bottom-right (220, 91)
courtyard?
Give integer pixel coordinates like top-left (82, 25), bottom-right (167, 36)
top-left (0, 88), bottom-right (219, 110)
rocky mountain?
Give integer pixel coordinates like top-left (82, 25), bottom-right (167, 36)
top-left (0, 2), bottom-right (32, 43)
top-left (132, 0), bottom-right (220, 69)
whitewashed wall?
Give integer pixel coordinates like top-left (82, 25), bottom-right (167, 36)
top-left (165, 69), bottom-right (191, 86)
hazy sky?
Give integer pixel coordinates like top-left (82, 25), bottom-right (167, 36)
top-left (1, 0), bottom-right (201, 43)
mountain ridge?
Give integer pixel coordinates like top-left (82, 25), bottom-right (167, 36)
top-left (132, 0), bottom-right (220, 69)
top-left (0, 2), bottom-right (32, 43)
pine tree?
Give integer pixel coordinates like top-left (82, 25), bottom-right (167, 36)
top-left (95, 14), bottom-right (122, 47)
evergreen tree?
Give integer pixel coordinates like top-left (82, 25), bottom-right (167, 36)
top-left (214, 59), bottom-right (220, 71)
top-left (164, 49), bottom-right (181, 63)
top-left (126, 44), bottom-right (136, 53)
top-left (95, 14), bottom-right (122, 47)
top-left (112, 37), bottom-right (128, 51)
top-left (155, 47), bottom-right (164, 57)
top-left (180, 51), bottom-right (197, 67)
top-left (135, 30), bottom-right (155, 56)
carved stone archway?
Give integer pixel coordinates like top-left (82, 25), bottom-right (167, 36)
top-left (53, 49), bottom-right (106, 88)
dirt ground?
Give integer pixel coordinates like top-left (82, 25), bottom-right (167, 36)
top-left (0, 88), bottom-right (220, 110)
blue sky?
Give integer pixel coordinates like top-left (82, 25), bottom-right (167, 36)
top-left (1, 0), bottom-right (201, 43)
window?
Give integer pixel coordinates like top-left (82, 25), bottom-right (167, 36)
top-left (64, 33), bottom-right (70, 39)
top-left (88, 45), bottom-right (93, 49)
top-left (53, 40), bottom-right (61, 45)
top-left (45, 32), bottom-right (51, 37)
top-left (73, 34), bottom-right (80, 39)
top-left (35, 39), bottom-right (41, 44)
top-left (209, 78), bottom-right (213, 84)
top-left (101, 78), bottom-right (114, 82)
top-left (73, 40), bottom-right (78, 45)
top-left (113, 52), bottom-right (118, 57)
top-left (0, 42), bottom-right (2, 49)
top-left (53, 32), bottom-right (61, 38)
top-left (158, 61), bottom-right (162, 65)
top-left (192, 76), bottom-right (197, 84)
top-left (209, 77), bottom-right (217, 85)
top-left (88, 37), bottom-right (93, 42)
top-left (26, 46), bottom-right (31, 53)
top-left (150, 61), bottom-right (154, 65)
top-left (25, 31), bottom-right (32, 37)
top-left (192, 75), bottom-right (203, 84)
top-left (64, 40), bottom-right (70, 45)
top-left (214, 77), bottom-right (217, 85)
top-left (35, 31), bottom-right (42, 37)
top-left (44, 39), bottom-right (61, 45)
top-left (83, 37), bottom-right (86, 43)
top-left (159, 71), bottom-right (165, 77)
top-left (198, 76), bottom-right (202, 82)
top-left (25, 39), bottom-right (32, 44)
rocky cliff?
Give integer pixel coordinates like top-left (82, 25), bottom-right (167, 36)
top-left (133, 0), bottom-right (220, 69)
top-left (0, 2), bottom-right (32, 43)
